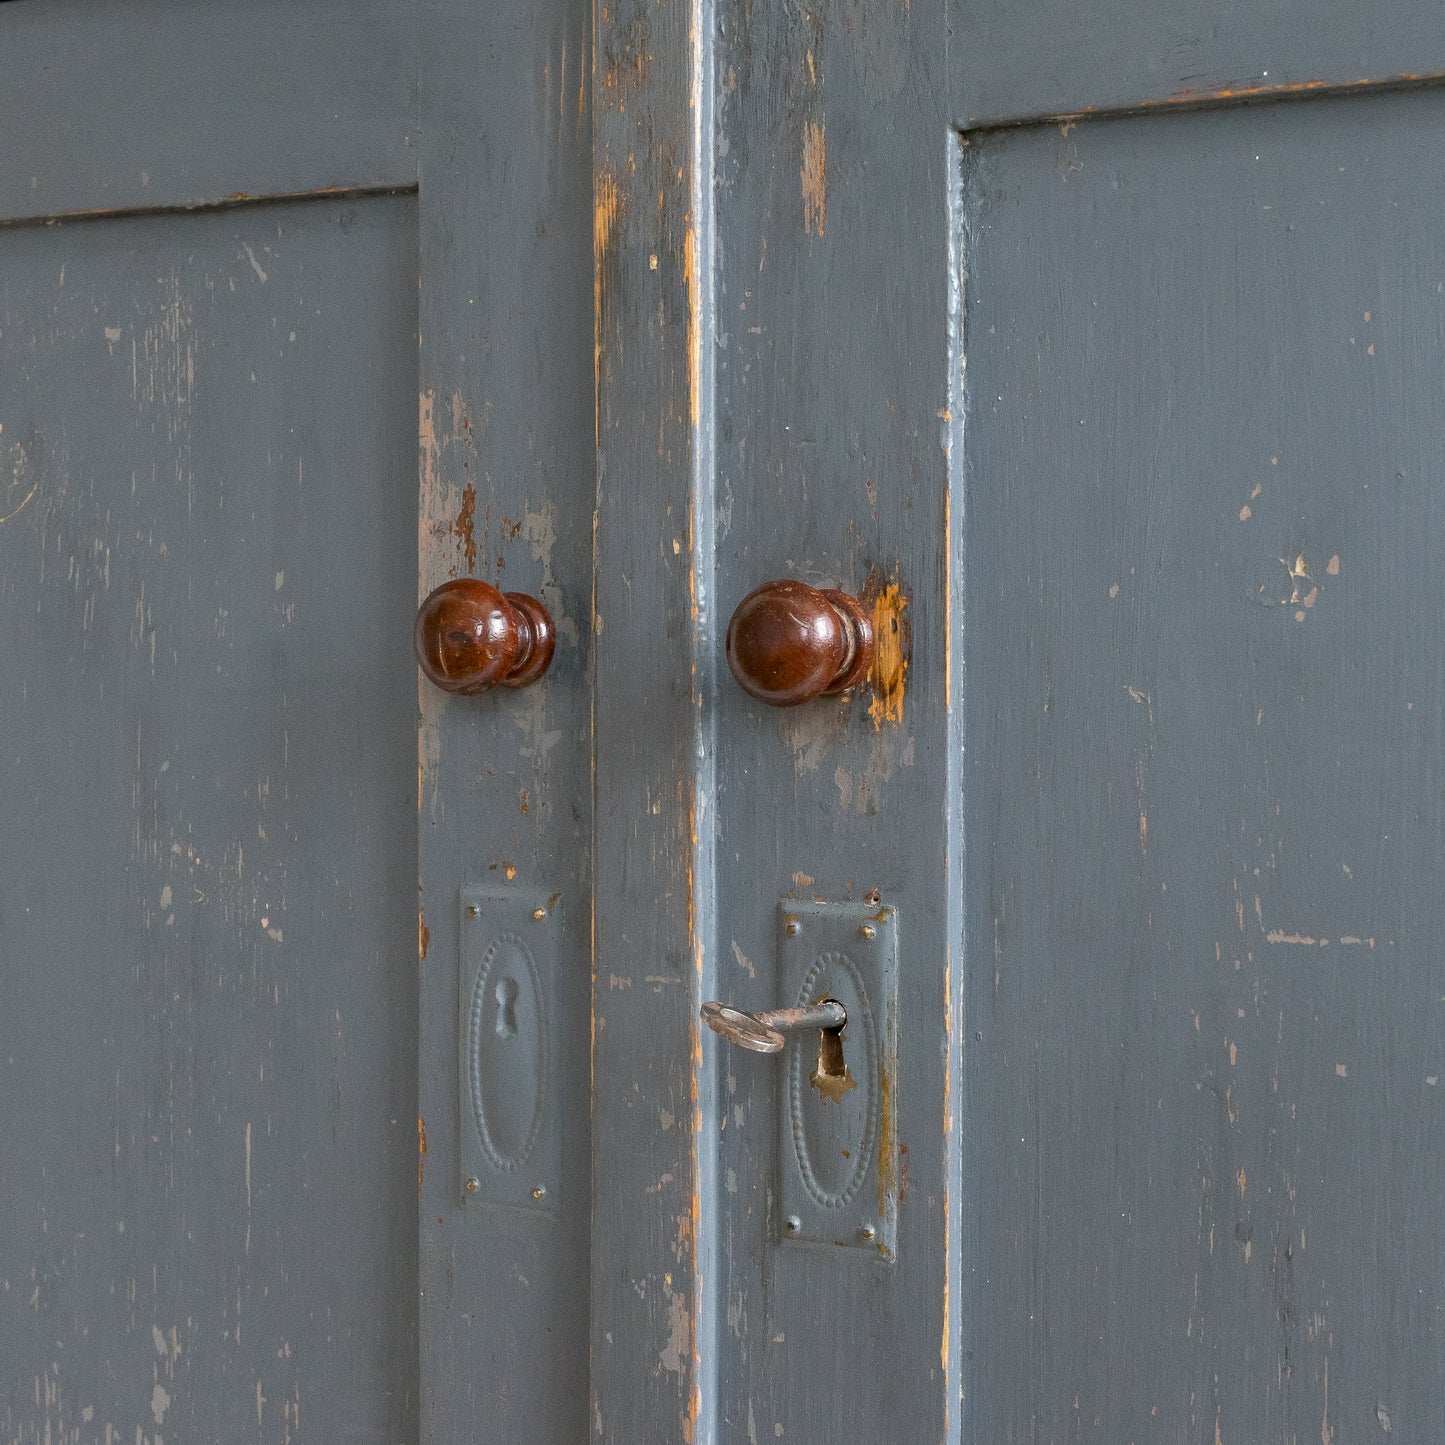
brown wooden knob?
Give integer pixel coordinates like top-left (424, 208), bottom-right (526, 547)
top-left (414, 578), bottom-right (556, 694)
top-left (725, 579), bottom-right (873, 707)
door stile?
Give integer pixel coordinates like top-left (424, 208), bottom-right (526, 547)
top-left (416, 6), bottom-right (597, 1440)
top-left (703, 0), bottom-right (961, 1438)
top-left (591, 1), bottom-right (721, 1440)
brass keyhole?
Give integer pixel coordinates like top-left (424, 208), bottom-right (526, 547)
top-left (809, 999), bottom-right (857, 1103)
top-left (495, 976), bottom-right (519, 1038)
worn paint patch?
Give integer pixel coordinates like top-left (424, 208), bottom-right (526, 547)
top-left (684, 225), bottom-right (701, 427)
top-left (419, 388), bottom-right (438, 492)
top-left (594, 171), bottom-right (623, 443)
top-left (453, 481), bottom-right (478, 572)
top-left (593, 171), bottom-right (621, 262)
top-left (867, 580), bottom-right (909, 730)
top-left (877, 1017), bottom-right (896, 1222)
top-left (801, 120), bottom-right (827, 236)
top-left (417, 1114), bottom-right (427, 1201)
top-left (523, 501), bottom-right (558, 569)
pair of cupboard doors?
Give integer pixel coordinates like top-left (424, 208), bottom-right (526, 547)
top-left (3, 1), bottom-right (1444, 1440)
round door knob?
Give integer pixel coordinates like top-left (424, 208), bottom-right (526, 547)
top-left (725, 579), bottom-right (873, 707)
top-left (414, 578), bottom-right (556, 694)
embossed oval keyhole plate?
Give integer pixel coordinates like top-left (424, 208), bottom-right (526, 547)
top-left (778, 901), bottom-right (898, 1257)
top-left (787, 955), bottom-right (876, 1211)
top-left (458, 891), bottom-right (563, 1212)
top-left (468, 935), bottom-right (545, 1168)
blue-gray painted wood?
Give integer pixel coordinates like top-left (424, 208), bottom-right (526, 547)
top-left (6, 1), bottom-right (1445, 1440)
top-left (952, 1), bottom-right (1445, 126)
top-left (699, 1), bottom-right (960, 1440)
top-left (0, 195), bottom-right (420, 1440)
top-left (0, 1), bottom-right (416, 223)
top-left (415, 6), bottom-right (595, 1442)
top-left (959, 88), bottom-right (1445, 1443)
top-left (612, 2), bottom-right (1445, 1442)
top-left (591, 0), bottom-right (721, 1437)
top-left (1, 2), bottom-right (598, 1439)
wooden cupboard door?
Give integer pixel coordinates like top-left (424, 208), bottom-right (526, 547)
top-left (959, 85), bottom-right (1445, 1445)
top-left (0, 4), bottom-right (595, 1441)
top-left (7, 0), bottom-right (1445, 1440)
top-left (1, 187), bottom-right (423, 1438)
top-left (591, 2), bottom-right (1445, 1442)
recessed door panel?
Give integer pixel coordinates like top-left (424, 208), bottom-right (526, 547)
top-left (0, 195), bottom-right (420, 1439)
top-left (960, 90), bottom-right (1445, 1442)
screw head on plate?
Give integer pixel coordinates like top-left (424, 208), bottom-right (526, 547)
top-left (784, 1216), bottom-right (802, 1236)
top-left (464, 1176), bottom-right (480, 1194)
top-left (784, 917), bottom-right (801, 937)
top-left (857, 1224), bottom-right (877, 1241)
top-left (859, 923), bottom-right (876, 940)
top-left (532, 1184), bottom-right (547, 1200)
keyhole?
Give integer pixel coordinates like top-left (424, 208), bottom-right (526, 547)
top-left (495, 976), bottom-right (519, 1038)
top-left (809, 998), bottom-right (858, 1103)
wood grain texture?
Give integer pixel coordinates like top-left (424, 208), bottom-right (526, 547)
top-left (959, 88), bottom-right (1445, 1444)
top-left (0, 195), bottom-right (420, 1442)
top-left (590, 0), bottom-right (720, 1438)
top-left (0, 0), bottom-right (417, 223)
top-left (952, 0), bottom-right (1445, 126)
top-left (415, 3), bottom-right (596, 1441)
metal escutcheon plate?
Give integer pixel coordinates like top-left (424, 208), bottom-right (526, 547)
top-left (457, 889), bottom-right (563, 1213)
top-left (777, 899), bottom-right (899, 1259)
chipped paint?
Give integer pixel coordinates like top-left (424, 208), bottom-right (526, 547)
top-left (876, 1014), bottom-right (896, 1222)
top-left (801, 120), bottom-right (827, 236)
top-left (593, 171), bottom-right (622, 447)
top-left (867, 580), bottom-right (909, 729)
top-left (453, 481), bottom-right (478, 572)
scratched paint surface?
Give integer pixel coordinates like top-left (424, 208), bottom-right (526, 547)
top-left (960, 91), bottom-right (1445, 1443)
top-left (0, 197), bottom-right (419, 1441)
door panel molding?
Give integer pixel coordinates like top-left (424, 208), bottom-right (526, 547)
top-left (0, 0), bottom-right (417, 223)
top-left (952, 1), bottom-right (1445, 129)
